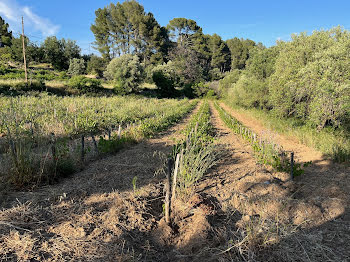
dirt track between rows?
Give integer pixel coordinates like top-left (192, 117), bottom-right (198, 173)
top-left (0, 100), bottom-right (349, 261)
top-left (218, 102), bottom-right (350, 259)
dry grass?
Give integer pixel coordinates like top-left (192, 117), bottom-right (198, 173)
top-left (0, 100), bottom-right (348, 261)
top-left (45, 80), bottom-right (67, 89)
top-left (0, 79), bottom-right (24, 85)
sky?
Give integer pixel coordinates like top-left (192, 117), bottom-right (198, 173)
top-left (1, 0), bottom-right (350, 54)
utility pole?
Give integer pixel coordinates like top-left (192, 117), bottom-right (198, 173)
top-left (22, 16), bottom-right (28, 83)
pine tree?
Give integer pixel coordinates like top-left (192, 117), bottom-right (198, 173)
top-left (0, 16), bottom-right (12, 47)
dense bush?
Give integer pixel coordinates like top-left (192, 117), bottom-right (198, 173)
top-left (192, 82), bottom-right (212, 97)
top-left (152, 62), bottom-right (177, 97)
top-left (218, 69), bottom-right (241, 96)
top-left (104, 54), bottom-right (144, 94)
top-left (68, 58), bottom-right (86, 76)
top-left (223, 27), bottom-right (350, 131)
top-left (229, 74), bottom-right (268, 109)
top-left (86, 55), bottom-right (105, 77)
top-left (68, 75), bottom-right (103, 93)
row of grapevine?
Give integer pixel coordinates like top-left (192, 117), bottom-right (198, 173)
top-left (0, 96), bottom-right (197, 188)
top-left (214, 102), bottom-right (306, 177)
top-left (0, 94), bottom-right (192, 140)
top-left (170, 101), bottom-right (217, 202)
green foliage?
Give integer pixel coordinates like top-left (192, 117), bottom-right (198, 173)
top-left (214, 102), bottom-right (307, 174)
top-left (246, 46), bottom-right (279, 80)
top-left (98, 135), bottom-right (135, 154)
top-left (152, 62), bottom-right (177, 97)
top-left (0, 46), bottom-right (11, 71)
top-left (68, 58), bottom-right (86, 76)
top-left (191, 82), bottom-right (212, 97)
top-left (0, 80), bottom-right (46, 95)
top-left (173, 101), bottom-right (217, 200)
top-left (91, 0), bottom-right (169, 63)
top-left (223, 26), bottom-right (350, 147)
top-left (167, 18), bottom-right (202, 44)
top-left (0, 16), bottom-right (12, 47)
top-left (9, 37), bottom-right (44, 64)
top-left (209, 34), bottom-right (231, 72)
top-left (229, 74), bottom-right (268, 109)
top-left (226, 37), bottom-right (257, 70)
top-left (218, 69), bottom-right (241, 97)
top-left (168, 45), bottom-right (204, 85)
top-left (68, 75), bottom-right (103, 93)
top-left (42, 36), bottom-right (81, 70)
top-left (209, 68), bottom-right (224, 81)
top-left (104, 54), bottom-right (143, 94)
top-left (86, 55), bottom-right (105, 77)
top-left (268, 27), bottom-right (350, 129)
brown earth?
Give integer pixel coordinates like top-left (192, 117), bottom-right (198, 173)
top-left (0, 103), bottom-right (201, 262)
top-left (217, 102), bottom-right (350, 260)
top-left (0, 100), bottom-right (349, 261)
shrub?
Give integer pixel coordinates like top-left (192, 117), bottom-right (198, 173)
top-left (68, 58), bottom-right (86, 76)
top-left (230, 74), bottom-right (268, 109)
top-left (209, 68), bottom-right (224, 80)
top-left (104, 54), bottom-right (143, 94)
top-left (87, 55), bottom-right (105, 77)
top-left (192, 82), bottom-right (211, 97)
top-left (58, 71), bottom-right (69, 80)
top-left (152, 66), bottom-right (176, 97)
top-left (68, 75), bottom-right (103, 93)
top-left (218, 69), bottom-right (241, 96)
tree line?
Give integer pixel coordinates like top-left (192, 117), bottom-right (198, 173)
top-left (89, 0), bottom-right (261, 96)
top-left (220, 26), bottom-right (350, 132)
top-left (0, 16), bottom-right (105, 76)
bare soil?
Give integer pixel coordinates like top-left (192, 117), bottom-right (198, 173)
top-left (218, 102), bottom-right (350, 260)
top-left (0, 101), bottom-right (349, 261)
top-left (0, 103), bottom-right (201, 262)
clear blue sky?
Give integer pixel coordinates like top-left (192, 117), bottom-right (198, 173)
top-left (1, 0), bottom-right (350, 54)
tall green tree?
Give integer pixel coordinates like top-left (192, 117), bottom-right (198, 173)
top-left (91, 0), bottom-right (168, 64)
top-left (168, 44), bottom-right (204, 85)
top-left (62, 39), bottom-right (81, 62)
top-left (192, 33), bottom-right (212, 77)
top-left (90, 7), bottom-right (111, 61)
top-left (0, 16), bottom-right (12, 47)
top-left (167, 18), bottom-right (201, 46)
top-left (42, 36), bottom-right (81, 70)
top-left (226, 37), bottom-right (256, 69)
top-left (209, 34), bottom-right (231, 72)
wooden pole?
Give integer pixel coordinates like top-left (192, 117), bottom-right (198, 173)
top-left (91, 133), bottom-right (99, 154)
top-left (165, 158), bottom-right (172, 224)
top-left (290, 152), bottom-right (294, 180)
top-left (81, 135), bottom-right (85, 162)
top-left (51, 133), bottom-right (56, 161)
top-left (21, 16), bottom-right (28, 83)
top-left (118, 125), bottom-right (121, 139)
top-left (171, 153), bottom-right (181, 206)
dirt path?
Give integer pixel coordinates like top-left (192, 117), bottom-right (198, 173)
top-left (215, 102), bottom-right (350, 260)
top-left (219, 103), bottom-right (327, 164)
top-left (218, 102), bottom-right (350, 208)
top-left (0, 103), bottom-right (201, 262)
top-left (1, 100), bottom-right (349, 261)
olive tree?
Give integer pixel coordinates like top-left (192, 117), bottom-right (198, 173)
top-left (104, 54), bottom-right (144, 94)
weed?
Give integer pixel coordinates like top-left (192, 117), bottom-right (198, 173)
top-left (132, 176), bottom-right (138, 194)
